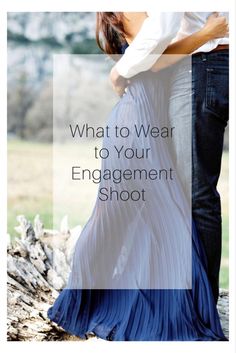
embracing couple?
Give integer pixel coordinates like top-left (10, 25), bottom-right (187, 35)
top-left (48, 12), bottom-right (229, 341)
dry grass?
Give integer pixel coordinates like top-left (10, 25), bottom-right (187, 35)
top-left (8, 140), bottom-right (53, 234)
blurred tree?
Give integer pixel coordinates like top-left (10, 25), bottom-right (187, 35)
top-left (71, 38), bottom-right (101, 54)
top-left (24, 80), bottom-right (53, 142)
top-left (8, 72), bottom-right (36, 138)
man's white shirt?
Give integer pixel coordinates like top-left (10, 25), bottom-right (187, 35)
top-left (115, 12), bottom-right (229, 78)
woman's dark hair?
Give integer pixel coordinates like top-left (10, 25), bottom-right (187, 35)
top-left (96, 12), bottom-right (128, 56)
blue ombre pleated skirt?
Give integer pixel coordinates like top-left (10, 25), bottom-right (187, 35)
top-left (48, 69), bottom-right (226, 341)
top-left (47, 224), bottom-right (226, 340)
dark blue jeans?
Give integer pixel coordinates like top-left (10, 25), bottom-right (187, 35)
top-left (192, 50), bottom-right (229, 302)
top-left (122, 45), bottom-right (228, 302)
top-left (169, 50), bottom-right (229, 303)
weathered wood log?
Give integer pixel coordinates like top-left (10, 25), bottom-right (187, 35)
top-left (7, 215), bottom-right (229, 341)
top-left (7, 214), bottom-right (85, 341)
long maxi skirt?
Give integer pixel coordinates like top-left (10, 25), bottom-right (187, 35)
top-left (48, 70), bottom-right (226, 341)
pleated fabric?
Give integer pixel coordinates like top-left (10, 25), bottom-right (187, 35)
top-left (48, 70), bottom-right (226, 341)
top-left (61, 69), bottom-right (193, 291)
top-left (47, 221), bottom-right (226, 341)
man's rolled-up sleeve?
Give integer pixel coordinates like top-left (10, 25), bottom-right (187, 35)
top-left (115, 12), bottom-right (184, 78)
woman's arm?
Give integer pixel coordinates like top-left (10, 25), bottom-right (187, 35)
top-left (115, 12), bottom-right (183, 77)
top-left (110, 12), bottom-right (182, 96)
top-left (151, 13), bottom-right (228, 71)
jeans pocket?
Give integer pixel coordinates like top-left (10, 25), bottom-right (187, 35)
top-left (205, 67), bottom-right (229, 126)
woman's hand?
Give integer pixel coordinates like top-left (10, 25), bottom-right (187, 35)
top-left (201, 12), bottom-right (229, 40)
top-left (110, 67), bottom-right (128, 97)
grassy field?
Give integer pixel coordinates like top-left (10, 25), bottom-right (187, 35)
top-left (218, 152), bottom-right (229, 289)
top-left (8, 139), bottom-right (229, 288)
top-left (8, 140), bottom-right (53, 233)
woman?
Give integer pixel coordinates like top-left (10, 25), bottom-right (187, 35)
top-left (48, 13), bottom-right (228, 341)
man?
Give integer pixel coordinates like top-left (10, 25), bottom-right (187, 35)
top-left (110, 12), bottom-right (229, 303)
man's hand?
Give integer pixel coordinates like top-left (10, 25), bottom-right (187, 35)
top-left (110, 66), bottom-right (128, 97)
